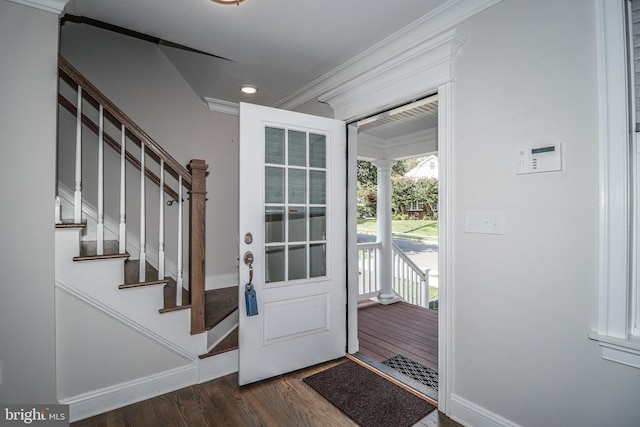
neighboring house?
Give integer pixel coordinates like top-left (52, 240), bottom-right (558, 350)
top-left (3, 1), bottom-right (640, 427)
top-left (404, 156), bottom-right (438, 219)
top-left (405, 155), bottom-right (439, 180)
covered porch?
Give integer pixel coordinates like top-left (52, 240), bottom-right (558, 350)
top-left (357, 299), bottom-right (438, 372)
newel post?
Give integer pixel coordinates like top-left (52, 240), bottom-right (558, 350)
top-left (188, 159), bottom-right (208, 334)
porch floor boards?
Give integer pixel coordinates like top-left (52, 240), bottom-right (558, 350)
top-left (358, 300), bottom-right (438, 371)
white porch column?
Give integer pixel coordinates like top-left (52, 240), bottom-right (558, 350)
top-left (371, 159), bottom-right (401, 305)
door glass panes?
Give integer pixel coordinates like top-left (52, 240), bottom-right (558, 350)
top-left (265, 167), bottom-right (285, 203)
top-left (288, 208), bottom-right (306, 242)
top-left (288, 245), bottom-right (307, 280)
top-left (309, 134), bottom-right (326, 168)
top-left (309, 170), bottom-right (326, 204)
top-left (288, 169), bottom-right (306, 204)
top-left (309, 207), bottom-right (326, 241)
top-left (265, 127), bottom-right (285, 164)
top-left (264, 126), bottom-right (328, 284)
top-left (288, 130), bottom-right (306, 167)
top-left (265, 246), bottom-right (285, 283)
top-left (310, 244), bottom-right (326, 278)
top-left (265, 207), bottom-right (285, 243)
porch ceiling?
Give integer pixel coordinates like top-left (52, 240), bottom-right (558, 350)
top-left (357, 100), bottom-right (439, 160)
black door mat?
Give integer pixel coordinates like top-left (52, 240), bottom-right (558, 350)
top-left (303, 360), bottom-right (436, 427)
top-left (383, 355), bottom-right (439, 392)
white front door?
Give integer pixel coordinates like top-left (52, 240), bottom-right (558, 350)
top-left (238, 102), bottom-right (346, 385)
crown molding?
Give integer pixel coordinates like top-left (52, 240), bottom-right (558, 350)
top-left (8, 0), bottom-right (69, 14)
top-left (274, 0), bottom-right (504, 117)
top-left (204, 97), bottom-right (239, 116)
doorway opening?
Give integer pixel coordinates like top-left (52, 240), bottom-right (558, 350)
top-left (349, 95), bottom-right (440, 401)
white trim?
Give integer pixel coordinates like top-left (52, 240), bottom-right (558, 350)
top-left (589, 333), bottom-right (640, 369)
top-left (595, 0), bottom-right (631, 340)
top-left (55, 278), bottom-right (198, 360)
top-left (7, 0), bottom-right (68, 14)
top-left (450, 394), bottom-right (523, 427)
top-left (347, 124), bottom-right (360, 354)
top-left (197, 349), bottom-right (239, 383)
top-left (275, 0), bottom-right (504, 113)
top-left (321, 29), bottom-right (465, 121)
top-left (590, 0), bottom-right (640, 367)
top-left (437, 82), bottom-right (454, 415)
top-left (61, 364), bottom-right (198, 422)
top-left (204, 97), bottom-right (239, 115)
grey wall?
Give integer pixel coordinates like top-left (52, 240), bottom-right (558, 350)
top-left (0, 1), bottom-right (59, 403)
top-left (450, 0), bottom-right (640, 425)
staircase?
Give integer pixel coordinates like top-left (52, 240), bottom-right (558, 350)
top-left (55, 55), bottom-right (238, 420)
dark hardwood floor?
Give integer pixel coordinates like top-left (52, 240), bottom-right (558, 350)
top-left (72, 359), bottom-right (462, 427)
top-left (358, 300), bottom-right (438, 371)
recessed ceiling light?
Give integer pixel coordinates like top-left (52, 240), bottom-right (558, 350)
top-left (240, 85), bottom-right (258, 94)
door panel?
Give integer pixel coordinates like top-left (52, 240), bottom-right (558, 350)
top-left (238, 102), bottom-right (346, 385)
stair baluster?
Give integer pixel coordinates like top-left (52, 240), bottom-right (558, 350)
top-left (97, 104), bottom-right (105, 256)
top-left (119, 124), bottom-right (126, 254)
top-left (139, 143), bottom-right (146, 282)
top-left (158, 159), bottom-right (165, 280)
top-left (74, 87), bottom-right (82, 224)
top-left (176, 176), bottom-right (183, 306)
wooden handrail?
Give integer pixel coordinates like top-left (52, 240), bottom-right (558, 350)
top-left (58, 55), bottom-right (192, 186)
top-left (58, 94), bottom-right (181, 202)
top-left (392, 241), bottom-right (428, 281)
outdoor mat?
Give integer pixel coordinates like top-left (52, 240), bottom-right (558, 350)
top-left (303, 360), bottom-right (436, 427)
top-left (383, 355), bottom-right (439, 392)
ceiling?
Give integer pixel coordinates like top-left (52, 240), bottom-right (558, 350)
top-left (62, 0), bottom-right (444, 147)
top-left (63, 0), bottom-right (447, 109)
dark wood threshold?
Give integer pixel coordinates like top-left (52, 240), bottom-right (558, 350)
top-left (199, 328), bottom-right (238, 359)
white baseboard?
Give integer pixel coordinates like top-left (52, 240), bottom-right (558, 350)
top-left (62, 364), bottom-right (198, 423)
top-left (450, 395), bottom-right (522, 427)
top-left (198, 349), bottom-right (239, 384)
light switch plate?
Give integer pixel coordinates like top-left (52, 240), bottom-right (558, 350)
top-left (465, 211), bottom-right (504, 235)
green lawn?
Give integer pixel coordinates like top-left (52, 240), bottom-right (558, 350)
top-left (357, 218), bottom-right (438, 241)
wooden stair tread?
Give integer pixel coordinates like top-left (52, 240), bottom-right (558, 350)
top-left (199, 328), bottom-right (238, 359)
top-left (120, 260), bottom-right (169, 288)
top-left (55, 219), bottom-right (87, 229)
top-left (205, 287), bottom-right (238, 331)
top-left (73, 240), bottom-right (129, 261)
top-left (160, 280), bottom-right (191, 313)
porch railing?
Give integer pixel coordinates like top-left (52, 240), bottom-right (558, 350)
top-left (357, 240), bottom-right (430, 308)
top-left (57, 55), bottom-right (208, 334)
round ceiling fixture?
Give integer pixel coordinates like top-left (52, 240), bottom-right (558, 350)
top-left (240, 85), bottom-right (258, 94)
top-left (212, 0), bottom-right (245, 4)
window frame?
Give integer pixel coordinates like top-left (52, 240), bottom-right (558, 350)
top-left (589, 0), bottom-right (640, 368)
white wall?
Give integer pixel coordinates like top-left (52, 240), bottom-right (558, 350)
top-left (55, 288), bottom-right (192, 400)
top-left (59, 22), bottom-right (240, 279)
top-left (0, 0), bottom-right (59, 403)
top-left (451, 0), bottom-right (640, 425)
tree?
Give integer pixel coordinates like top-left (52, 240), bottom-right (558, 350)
top-left (356, 158), bottom-right (438, 219)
